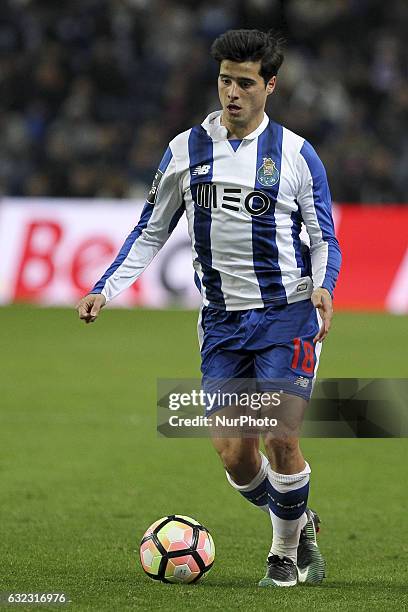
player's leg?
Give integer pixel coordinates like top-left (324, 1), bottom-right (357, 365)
top-left (255, 341), bottom-right (324, 584)
top-left (253, 299), bottom-right (325, 586)
top-left (248, 393), bottom-right (307, 586)
top-left (264, 415), bottom-right (310, 566)
top-left (264, 429), bottom-right (324, 586)
top-left (211, 434), bottom-right (269, 513)
top-left (199, 307), bottom-right (272, 513)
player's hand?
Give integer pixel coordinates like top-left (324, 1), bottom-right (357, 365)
top-left (76, 294), bottom-right (106, 324)
top-left (311, 288), bottom-right (333, 343)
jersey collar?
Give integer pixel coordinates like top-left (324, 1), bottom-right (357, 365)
top-left (201, 110), bottom-right (269, 142)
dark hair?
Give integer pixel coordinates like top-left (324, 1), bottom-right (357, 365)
top-left (210, 29), bottom-right (285, 84)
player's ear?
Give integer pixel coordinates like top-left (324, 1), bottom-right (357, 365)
top-left (266, 76), bottom-right (276, 95)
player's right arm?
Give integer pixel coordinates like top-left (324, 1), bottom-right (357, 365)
top-left (76, 293), bottom-right (107, 324)
top-left (76, 145), bottom-right (184, 323)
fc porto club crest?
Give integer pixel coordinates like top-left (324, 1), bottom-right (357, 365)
top-left (257, 157), bottom-right (279, 187)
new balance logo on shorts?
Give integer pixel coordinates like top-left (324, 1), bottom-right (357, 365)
top-left (294, 376), bottom-right (310, 388)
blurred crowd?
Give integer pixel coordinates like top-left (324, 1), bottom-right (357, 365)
top-left (0, 0), bottom-right (407, 202)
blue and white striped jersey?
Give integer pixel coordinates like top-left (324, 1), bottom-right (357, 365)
top-left (92, 111), bottom-right (341, 310)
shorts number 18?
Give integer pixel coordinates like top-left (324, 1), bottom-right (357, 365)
top-left (291, 338), bottom-right (315, 374)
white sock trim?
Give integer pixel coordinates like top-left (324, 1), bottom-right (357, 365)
top-left (268, 461), bottom-right (311, 487)
top-left (225, 451), bottom-right (269, 491)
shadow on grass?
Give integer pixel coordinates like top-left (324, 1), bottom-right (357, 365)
top-left (320, 582), bottom-right (408, 592)
top-left (189, 578), bottom-right (408, 592)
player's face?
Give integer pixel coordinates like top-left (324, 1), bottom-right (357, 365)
top-left (218, 60), bottom-right (276, 136)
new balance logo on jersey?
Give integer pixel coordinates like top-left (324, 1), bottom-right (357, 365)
top-left (192, 165), bottom-right (211, 176)
top-left (195, 183), bottom-right (272, 217)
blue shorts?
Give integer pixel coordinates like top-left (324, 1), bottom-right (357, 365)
top-left (199, 300), bottom-right (321, 403)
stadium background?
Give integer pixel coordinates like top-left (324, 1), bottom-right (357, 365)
top-left (1, 1), bottom-right (407, 611)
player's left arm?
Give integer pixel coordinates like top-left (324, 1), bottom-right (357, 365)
top-left (296, 141), bottom-right (342, 342)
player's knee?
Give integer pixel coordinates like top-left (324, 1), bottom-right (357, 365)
top-left (264, 435), bottom-right (299, 457)
top-left (216, 442), bottom-right (259, 483)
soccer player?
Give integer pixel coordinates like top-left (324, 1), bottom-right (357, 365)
top-left (77, 29), bottom-right (341, 587)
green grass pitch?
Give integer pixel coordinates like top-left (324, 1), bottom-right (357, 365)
top-left (0, 306), bottom-right (407, 611)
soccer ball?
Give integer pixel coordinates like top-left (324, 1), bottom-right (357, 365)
top-left (140, 515), bottom-right (215, 583)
